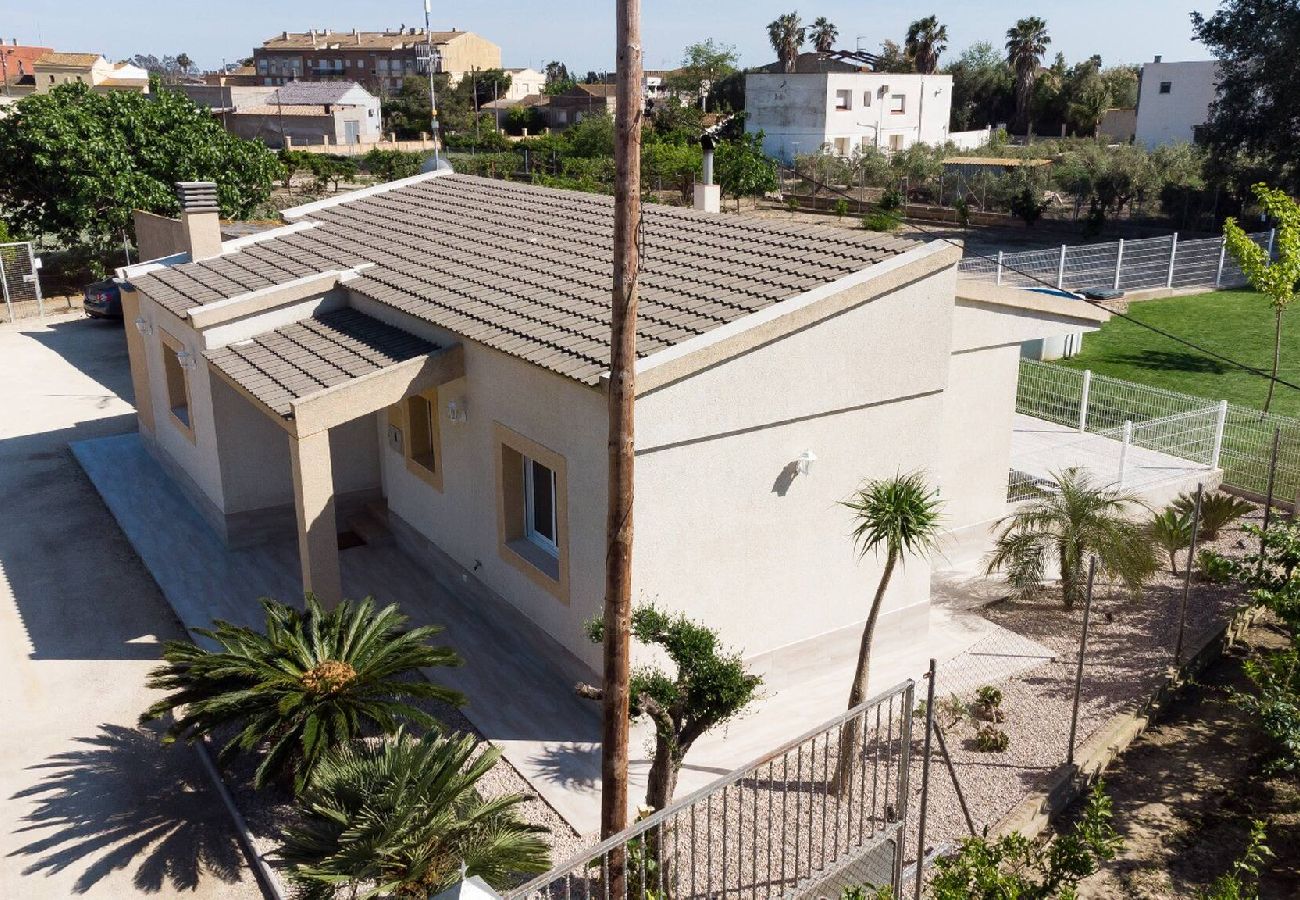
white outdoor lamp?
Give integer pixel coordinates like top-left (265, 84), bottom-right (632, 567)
top-left (176, 349), bottom-right (198, 370)
top-left (133, 316), bottom-right (153, 336)
top-left (796, 450), bottom-right (817, 476)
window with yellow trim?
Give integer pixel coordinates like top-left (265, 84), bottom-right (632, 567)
top-left (403, 388), bottom-right (443, 490)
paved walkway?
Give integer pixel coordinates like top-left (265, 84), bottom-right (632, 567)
top-left (0, 314), bottom-right (260, 898)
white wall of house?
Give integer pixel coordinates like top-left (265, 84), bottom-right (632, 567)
top-left (745, 71), bottom-right (953, 162)
top-left (1135, 59), bottom-right (1218, 148)
top-left (504, 67), bottom-right (544, 101)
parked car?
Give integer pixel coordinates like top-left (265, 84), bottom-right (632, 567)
top-left (83, 279), bottom-right (122, 319)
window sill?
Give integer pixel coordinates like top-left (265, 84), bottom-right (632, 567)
top-left (501, 537), bottom-right (566, 603)
top-left (170, 407), bottom-right (195, 443)
top-left (404, 455), bottom-right (444, 492)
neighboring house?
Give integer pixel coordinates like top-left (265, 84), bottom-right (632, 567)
top-left (31, 52), bottom-right (149, 94)
top-left (1134, 57), bottom-right (1219, 148)
top-left (0, 40), bottom-right (51, 96)
top-left (746, 53), bottom-right (953, 161)
top-left (116, 173), bottom-right (1103, 676)
top-left (547, 83), bottom-right (616, 130)
top-left (1098, 107), bottom-right (1137, 143)
top-left (503, 67), bottom-right (544, 101)
top-left (181, 80), bottom-right (382, 148)
top-left (252, 27), bottom-right (500, 93)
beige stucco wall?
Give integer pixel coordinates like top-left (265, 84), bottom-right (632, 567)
top-left (632, 264), bottom-right (958, 661)
top-left (133, 211), bottom-right (188, 263)
top-left (439, 33), bottom-right (502, 81)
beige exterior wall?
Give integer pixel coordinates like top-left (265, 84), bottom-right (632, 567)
top-left (439, 33), bottom-right (502, 81)
top-left (133, 210), bottom-right (187, 263)
top-left (632, 264), bottom-right (958, 660)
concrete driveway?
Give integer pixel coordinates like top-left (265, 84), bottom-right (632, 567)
top-left (0, 313), bottom-right (260, 898)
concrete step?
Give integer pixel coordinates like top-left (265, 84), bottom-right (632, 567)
top-left (347, 506), bottom-right (394, 547)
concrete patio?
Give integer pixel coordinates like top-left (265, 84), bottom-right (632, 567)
top-left (75, 431), bottom-right (1052, 837)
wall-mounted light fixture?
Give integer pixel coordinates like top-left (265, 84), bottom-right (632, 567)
top-left (796, 450), bottom-right (817, 476)
top-left (447, 398), bottom-right (468, 424)
top-left (133, 316), bottom-right (153, 336)
top-left (176, 349), bottom-right (198, 370)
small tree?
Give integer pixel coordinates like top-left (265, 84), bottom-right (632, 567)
top-left (1224, 183), bottom-right (1300, 414)
top-left (986, 467), bottom-right (1157, 608)
top-left (1149, 507), bottom-right (1193, 576)
top-left (835, 473), bottom-right (942, 788)
top-left (579, 605), bottom-right (761, 811)
top-left (715, 132), bottom-right (778, 211)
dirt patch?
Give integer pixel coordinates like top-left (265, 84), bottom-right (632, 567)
top-left (1058, 617), bottom-right (1300, 899)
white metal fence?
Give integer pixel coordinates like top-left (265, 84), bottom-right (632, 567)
top-left (960, 230), bottom-right (1275, 295)
top-left (506, 681), bottom-right (916, 900)
top-left (1016, 359), bottom-right (1300, 503)
top-left (0, 241), bottom-right (45, 322)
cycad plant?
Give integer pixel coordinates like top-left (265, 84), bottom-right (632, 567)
top-left (281, 730), bottom-right (550, 899)
top-left (141, 595), bottom-right (465, 793)
top-left (1171, 491), bottom-right (1254, 541)
top-left (986, 468), bottom-right (1157, 608)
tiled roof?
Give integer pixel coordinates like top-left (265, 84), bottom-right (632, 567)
top-left (136, 173), bottom-right (920, 386)
top-left (260, 30), bottom-right (470, 51)
top-left (205, 308), bottom-right (435, 418)
top-left (235, 104), bottom-right (330, 116)
top-left (34, 52), bottom-right (102, 68)
top-left (270, 81), bottom-right (369, 105)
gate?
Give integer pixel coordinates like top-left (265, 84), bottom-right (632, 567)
top-left (0, 241), bottom-right (45, 322)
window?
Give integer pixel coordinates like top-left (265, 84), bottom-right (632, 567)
top-left (496, 424), bottom-right (568, 599)
top-left (834, 89), bottom-right (852, 110)
top-left (1159, 81), bottom-right (1172, 94)
top-left (889, 133), bottom-right (904, 151)
top-left (402, 388), bottom-right (443, 490)
top-left (863, 90), bottom-right (873, 107)
top-left (833, 137), bottom-right (851, 156)
top-left (889, 94), bottom-right (906, 114)
top-left (159, 330), bottom-right (194, 440)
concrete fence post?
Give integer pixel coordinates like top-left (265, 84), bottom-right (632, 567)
top-left (1211, 400), bottom-right (1228, 471)
top-left (1166, 232), bottom-right (1179, 289)
top-left (1118, 420), bottom-right (1133, 486)
top-left (1079, 369), bottom-right (1092, 432)
top-left (1215, 238), bottom-right (1227, 288)
top-left (1057, 244), bottom-right (1068, 290)
top-left (1113, 238), bottom-right (1125, 291)
top-left (996, 251), bottom-right (1004, 286)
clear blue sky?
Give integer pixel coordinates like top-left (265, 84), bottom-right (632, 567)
top-left (7, 1), bottom-right (1219, 74)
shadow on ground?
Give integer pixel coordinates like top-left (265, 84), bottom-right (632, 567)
top-left (8, 722), bottom-right (248, 895)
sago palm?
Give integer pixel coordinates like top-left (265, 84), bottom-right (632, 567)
top-left (1005, 17), bottom-right (1051, 133)
top-left (834, 473), bottom-right (942, 789)
top-left (141, 595), bottom-right (465, 793)
top-left (280, 729), bottom-right (551, 899)
top-left (905, 16), bottom-right (949, 75)
top-left (986, 467), bottom-right (1157, 608)
top-left (767, 12), bottom-right (806, 74)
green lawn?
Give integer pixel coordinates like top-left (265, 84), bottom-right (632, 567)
top-left (1060, 289), bottom-right (1300, 420)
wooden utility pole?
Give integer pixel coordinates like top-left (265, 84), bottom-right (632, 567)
top-left (602, 0), bottom-right (643, 853)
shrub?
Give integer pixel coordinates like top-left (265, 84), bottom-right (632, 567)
top-left (863, 210), bottom-right (901, 232)
top-left (1198, 819), bottom-right (1272, 900)
top-left (954, 196), bottom-right (971, 227)
top-left (141, 595), bottom-right (464, 793)
top-left (974, 685), bottom-right (1006, 723)
top-left (938, 693), bottom-right (969, 728)
top-left (974, 725), bottom-right (1010, 753)
top-left (1172, 492), bottom-right (1254, 541)
top-left (786, 195), bottom-right (801, 213)
top-left (878, 187), bottom-right (902, 211)
top-left (1009, 186), bottom-right (1048, 227)
top-left (1150, 507), bottom-right (1194, 575)
top-left (833, 197), bottom-right (851, 218)
top-left (1198, 549), bottom-right (1235, 583)
top-left (931, 783), bottom-right (1122, 899)
top-left (281, 729), bottom-right (550, 897)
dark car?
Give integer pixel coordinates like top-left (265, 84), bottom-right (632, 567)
top-left (83, 279), bottom-right (123, 319)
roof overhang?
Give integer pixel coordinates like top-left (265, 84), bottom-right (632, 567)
top-left (951, 279), bottom-right (1111, 353)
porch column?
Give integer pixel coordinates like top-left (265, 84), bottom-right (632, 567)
top-left (289, 428), bottom-right (342, 608)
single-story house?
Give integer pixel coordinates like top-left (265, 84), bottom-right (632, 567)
top-left (181, 80), bottom-right (382, 148)
top-left (117, 173), bottom-right (1105, 674)
top-left (547, 83), bottom-right (616, 130)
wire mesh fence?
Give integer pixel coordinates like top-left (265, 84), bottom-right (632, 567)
top-left (0, 241), bottom-right (45, 322)
top-left (507, 681), bottom-right (915, 900)
top-left (1017, 359), bottom-right (1300, 503)
top-left (959, 230), bottom-right (1274, 295)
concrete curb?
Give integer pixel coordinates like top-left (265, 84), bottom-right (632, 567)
top-left (991, 602), bottom-right (1261, 840)
top-left (193, 740), bottom-right (288, 900)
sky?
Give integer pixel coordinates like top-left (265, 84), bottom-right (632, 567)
top-left (5, 1), bottom-right (1221, 75)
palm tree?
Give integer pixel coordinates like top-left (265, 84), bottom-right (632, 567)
top-left (1005, 17), bottom-right (1051, 134)
top-left (904, 16), bottom-right (949, 75)
top-left (834, 473), bottom-right (942, 788)
top-left (986, 468), bottom-right (1158, 608)
top-left (141, 595), bottom-right (465, 793)
top-left (281, 729), bottom-right (550, 898)
top-left (767, 12), bottom-right (806, 74)
top-left (810, 17), bottom-right (838, 53)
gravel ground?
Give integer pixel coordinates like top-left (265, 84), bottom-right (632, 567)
top-left (910, 510), bottom-right (1261, 857)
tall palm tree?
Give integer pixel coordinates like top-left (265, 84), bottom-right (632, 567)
top-left (810, 17), bottom-right (838, 53)
top-left (904, 16), bottom-right (949, 75)
top-left (834, 473), bottom-right (942, 787)
top-left (986, 468), bottom-right (1158, 608)
top-left (141, 595), bottom-right (465, 793)
top-left (1005, 16), bottom-right (1051, 134)
top-left (767, 12), bottom-right (806, 74)
top-left (281, 730), bottom-right (551, 898)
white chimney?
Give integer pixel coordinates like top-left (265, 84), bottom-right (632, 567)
top-left (176, 182), bottom-right (222, 261)
top-left (693, 133), bottom-right (721, 213)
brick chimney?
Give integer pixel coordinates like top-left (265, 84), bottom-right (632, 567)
top-left (176, 182), bottom-right (222, 261)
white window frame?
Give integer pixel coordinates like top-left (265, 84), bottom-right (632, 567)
top-left (523, 456), bottom-right (559, 557)
top-left (834, 88), bottom-right (852, 111)
top-left (889, 94), bottom-right (906, 114)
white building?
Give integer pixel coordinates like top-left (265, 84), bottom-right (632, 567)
top-left (503, 67), bottom-right (544, 102)
top-left (1134, 58), bottom-right (1219, 148)
top-left (745, 54), bottom-right (953, 161)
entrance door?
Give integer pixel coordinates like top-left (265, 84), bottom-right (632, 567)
top-left (344, 120), bottom-right (360, 145)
